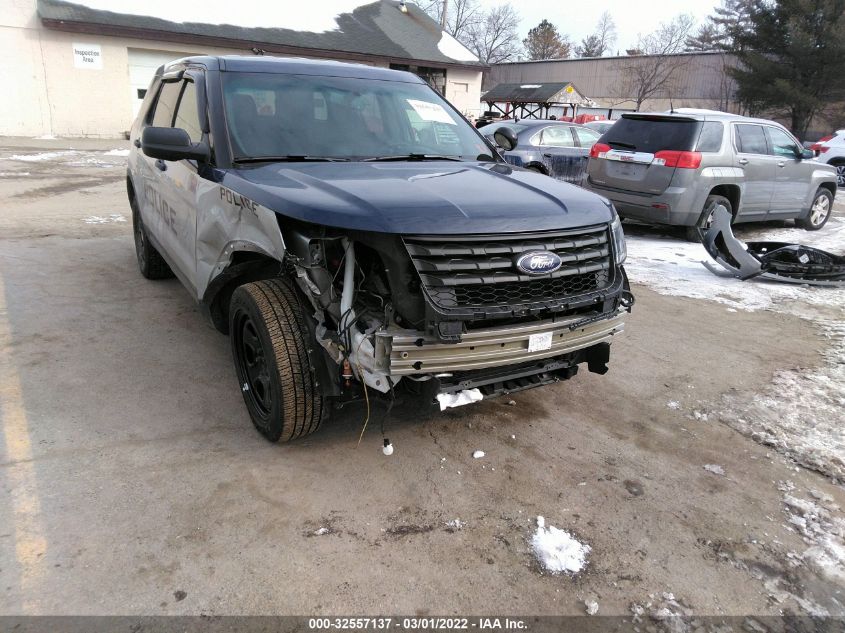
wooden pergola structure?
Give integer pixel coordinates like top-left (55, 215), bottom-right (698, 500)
top-left (482, 82), bottom-right (592, 120)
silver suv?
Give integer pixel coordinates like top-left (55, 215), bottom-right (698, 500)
top-left (583, 111), bottom-right (838, 241)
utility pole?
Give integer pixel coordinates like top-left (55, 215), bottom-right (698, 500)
top-left (440, 0), bottom-right (448, 29)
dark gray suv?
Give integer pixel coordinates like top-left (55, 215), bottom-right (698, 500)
top-left (583, 110), bottom-right (838, 241)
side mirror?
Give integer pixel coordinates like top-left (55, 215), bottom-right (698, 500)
top-left (141, 127), bottom-right (209, 162)
top-left (799, 148), bottom-right (814, 160)
top-left (493, 126), bottom-right (518, 152)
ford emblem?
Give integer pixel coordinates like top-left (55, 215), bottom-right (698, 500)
top-left (515, 251), bottom-right (562, 275)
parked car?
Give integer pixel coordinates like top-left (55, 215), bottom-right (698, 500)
top-left (585, 120), bottom-right (615, 135)
top-left (480, 120), bottom-right (602, 184)
top-left (583, 111), bottom-right (838, 241)
top-left (809, 130), bottom-right (845, 187)
top-left (127, 56), bottom-right (632, 443)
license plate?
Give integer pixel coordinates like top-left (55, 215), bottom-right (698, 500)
top-left (528, 331), bottom-right (553, 353)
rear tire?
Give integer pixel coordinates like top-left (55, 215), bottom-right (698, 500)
top-left (229, 278), bottom-right (326, 442)
top-left (686, 194), bottom-right (732, 242)
top-left (131, 199), bottom-right (173, 280)
top-left (797, 188), bottom-right (833, 231)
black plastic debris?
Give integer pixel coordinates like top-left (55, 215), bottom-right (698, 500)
top-left (700, 205), bottom-right (845, 286)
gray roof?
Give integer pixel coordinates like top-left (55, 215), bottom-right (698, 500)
top-left (483, 82), bottom-right (584, 104)
top-left (37, 0), bottom-right (483, 68)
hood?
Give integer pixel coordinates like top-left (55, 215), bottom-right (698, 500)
top-left (221, 161), bottom-right (614, 234)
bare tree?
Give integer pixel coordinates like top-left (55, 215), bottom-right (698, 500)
top-left (576, 12), bottom-right (616, 57)
top-left (612, 14), bottom-right (696, 110)
top-left (419, 0), bottom-right (482, 41)
top-left (595, 11), bottom-right (617, 54)
top-left (466, 4), bottom-right (522, 64)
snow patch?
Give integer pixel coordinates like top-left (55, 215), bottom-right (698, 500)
top-left (703, 464), bottom-right (725, 476)
top-left (72, 1), bottom-right (371, 32)
top-left (437, 32), bottom-right (478, 62)
top-left (5, 150), bottom-right (79, 162)
top-left (83, 214), bottom-right (126, 224)
top-left (104, 148), bottom-right (130, 157)
top-left (530, 516), bottom-right (590, 575)
top-left (472, 450), bottom-right (485, 459)
top-left (783, 493), bottom-right (845, 584)
top-left (445, 518), bottom-right (465, 531)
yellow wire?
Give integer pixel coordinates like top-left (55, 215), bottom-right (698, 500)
top-left (353, 333), bottom-right (371, 448)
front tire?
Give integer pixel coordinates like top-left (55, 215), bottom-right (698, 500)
top-left (686, 194), bottom-right (732, 242)
top-left (797, 188), bottom-right (833, 231)
top-left (229, 279), bottom-right (326, 442)
top-left (131, 200), bottom-right (173, 280)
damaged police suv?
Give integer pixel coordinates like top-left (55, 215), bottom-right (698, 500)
top-left (127, 56), bottom-right (632, 442)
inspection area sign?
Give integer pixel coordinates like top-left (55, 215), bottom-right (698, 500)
top-left (73, 43), bottom-right (102, 69)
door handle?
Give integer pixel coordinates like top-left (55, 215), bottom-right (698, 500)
top-left (738, 158), bottom-right (749, 165)
top-left (133, 139), bottom-right (141, 148)
top-left (542, 153), bottom-right (552, 158)
top-left (777, 161), bottom-right (786, 168)
top-left (155, 159), bottom-right (167, 171)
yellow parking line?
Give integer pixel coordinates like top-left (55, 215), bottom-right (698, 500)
top-left (0, 271), bottom-right (46, 612)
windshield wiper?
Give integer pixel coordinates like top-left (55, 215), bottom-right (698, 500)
top-left (362, 154), bottom-right (464, 162)
top-left (233, 156), bottom-right (351, 164)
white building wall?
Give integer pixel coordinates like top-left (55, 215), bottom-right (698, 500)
top-left (0, 0), bottom-right (483, 138)
top-left (445, 67), bottom-right (483, 118)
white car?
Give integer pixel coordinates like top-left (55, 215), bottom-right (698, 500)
top-left (811, 130), bottom-right (845, 187)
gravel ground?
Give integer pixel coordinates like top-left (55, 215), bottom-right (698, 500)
top-left (0, 137), bottom-right (843, 620)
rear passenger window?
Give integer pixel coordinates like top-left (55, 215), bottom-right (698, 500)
top-left (174, 81), bottom-right (202, 143)
top-left (735, 124), bottom-right (768, 154)
top-left (695, 122), bottom-right (724, 152)
top-left (151, 81), bottom-right (181, 127)
top-left (573, 126), bottom-right (601, 147)
top-left (539, 126), bottom-right (575, 147)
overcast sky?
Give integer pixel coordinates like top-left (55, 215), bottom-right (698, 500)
top-left (77, 0), bottom-right (720, 53)
top-left (497, 0), bottom-right (720, 52)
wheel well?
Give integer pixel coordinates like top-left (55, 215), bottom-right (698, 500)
top-left (205, 252), bottom-right (286, 334)
top-left (819, 181), bottom-right (836, 198)
top-left (525, 161), bottom-right (548, 174)
top-left (708, 184), bottom-right (740, 215)
top-left (126, 175), bottom-right (136, 202)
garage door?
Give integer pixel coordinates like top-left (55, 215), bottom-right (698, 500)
top-left (128, 48), bottom-right (196, 119)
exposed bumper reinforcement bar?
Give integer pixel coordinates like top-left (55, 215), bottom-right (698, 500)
top-left (377, 310), bottom-right (625, 376)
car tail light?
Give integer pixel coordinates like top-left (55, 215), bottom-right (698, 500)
top-left (589, 143), bottom-right (610, 159)
top-left (809, 135), bottom-right (834, 153)
top-left (653, 150), bottom-right (702, 169)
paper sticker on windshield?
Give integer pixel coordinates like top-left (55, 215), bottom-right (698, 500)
top-left (406, 99), bottom-right (456, 125)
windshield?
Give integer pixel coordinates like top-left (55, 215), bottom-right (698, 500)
top-left (602, 117), bottom-right (702, 153)
top-left (222, 72), bottom-right (492, 161)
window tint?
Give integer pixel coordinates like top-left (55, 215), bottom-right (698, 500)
top-left (767, 127), bottom-right (799, 157)
top-left (573, 126), bottom-right (601, 146)
top-left (539, 126), bottom-right (575, 147)
top-left (735, 124), bottom-right (768, 154)
top-left (602, 117), bottom-right (701, 153)
top-left (695, 121), bottom-right (724, 152)
top-left (151, 81), bottom-right (181, 127)
top-left (174, 81), bottom-right (202, 143)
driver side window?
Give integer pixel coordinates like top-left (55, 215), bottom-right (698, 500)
top-left (174, 81), bottom-right (202, 143)
top-left (767, 127), bottom-right (800, 158)
top-left (150, 81), bottom-right (181, 127)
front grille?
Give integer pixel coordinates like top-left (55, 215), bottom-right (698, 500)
top-left (404, 226), bottom-right (613, 310)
